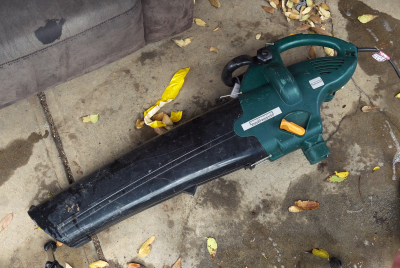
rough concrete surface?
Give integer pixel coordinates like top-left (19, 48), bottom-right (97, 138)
top-left (1, 0), bottom-right (400, 267)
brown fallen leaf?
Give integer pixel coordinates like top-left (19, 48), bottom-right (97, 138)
top-left (172, 257), bottom-right (182, 268)
top-left (136, 119), bottom-right (145, 129)
top-left (194, 18), bottom-right (208, 27)
top-left (209, 46), bottom-right (219, 53)
top-left (292, 0), bottom-right (300, 3)
top-left (295, 200), bottom-right (319, 210)
top-left (154, 128), bottom-right (168, 135)
top-left (209, 0), bottom-right (220, 8)
top-left (310, 27), bottom-right (332, 36)
top-left (261, 5), bottom-right (274, 14)
top-left (152, 112), bottom-right (165, 121)
top-left (309, 46), bottom-right (317, 59)
top-left (309, 14), bottom-right (322, 24)
top-left (56, 241), bottom-right (63, 247)
top-left (289, 206), bottom-right (304, 212)
top-left (285, 12), bottom-right (299, 19)
top-left (127, 263), bottom-right (146, 268)
top-left (361, 105), bottom-right (378, 112)
top-left (138, 235), bottom-right (155, 257)
top-left (321, 3), bottom-right (329, 10)
top-left (162, 114), bottom-right (173, 126)
top-left (324, 47), bottom-right (335, 57)
top-left (0, 213), bottom-right (13, 232)
top-left (172, 37), bottom-right (194, 48)
top-left (294, 24), bottom-right (311, 31)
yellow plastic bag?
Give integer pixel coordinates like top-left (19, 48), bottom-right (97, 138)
top-left (144, 68), bottom-right (190, 128)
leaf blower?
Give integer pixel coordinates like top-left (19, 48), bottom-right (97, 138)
top-left (28, 34), bottom-right (400, 248)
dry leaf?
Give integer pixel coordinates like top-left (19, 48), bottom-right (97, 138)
top-left (152, 112), bottom-right (165, 121)
top-left (213, 25), bottom-right (220, 31)
top-left (308, 248), bottom-right (330, 260)
top-left (294, 24), bottom-right (311, 31)
top-left (0, 213), bottom-right (13, 232)
top-left (309, 46), bottom-right (317, 59)
top-left (288, 206), bottom-right (304, 212)
top-left (318, 7), bottom-right (331, 18)
top-left (324, 47), bottom-right (335, 56)
top-left (295, 200), bottom-right (319, 210)
top-left (127, 263), bottom-right (146, 268)
top-left (302, 6), bottom-right (312, 15)
top-left (138, 235), bottom-right (155, 257)
top-left (136, 119), bottom-right (145, 129)
top-left (286, 0), bottom-right (293, 8)
top-left (285, 12), bottom-right (299, 19)
top-left (154, 128), bottom-right (167, 135)
top-left (207, 237), bottom-right (218, 258)
top-left (269, 1), bottom-right (277, 9)
top-left (194, 18), bottom-right (208, 27)
top-left (172, 37), bottom-right (194, 48)
top-left (307, 19), bottom-right (316, 27)
top-left (299, 14), bottom-right (310, 21)
top-left (326, 174), bottom-right (347, 183)
top-left (80, 114), bottom-right (99, 124)
top-left (310, 27), bottom-right (332, 36)
top-left (300, 5), bottom-right (306, 14)
top-left (209, 0), bottom-right (220, 8)
top-left (321, 3), bottom-right (329, 10)
top-left (261, 5), bottom-right (274, 14)
top-left (172, 257), bottom-right (182, 268)
top-left (209, 46), bottom-right (219, 53)
top-left (89, 260), bottom-right (109, 268)
top-left (306, 0), bottom-right (313, 7)
top-left (162, 114), bottom-right (173, 126)
top-left (361, 105), bottom-right (378, 112)
top-left (372, 166), bottom-right (380, 173)
top-left (256, 33), bottom-right (262, 40)
top-left (56, 241), bottom-right (63, 247)
top-left (309, 14), bottom-right (322, 24)
top-left (272, 0), bottom-right (279, 5)
top-left (66, 263), bottom-right (73, 268)
top-left (321, 15), bottom-right (330, 21)
top-left (292, 9), bottom-right (300, 15)
top-left (358, 14), bottom-right (378, 23)
top-left (292, 0), bottom-right (300, 3)
top-left (282, 0), bottom-right (286, 12)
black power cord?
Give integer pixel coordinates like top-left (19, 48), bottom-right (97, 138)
top-left (357, 47), bottom-right (400, 79)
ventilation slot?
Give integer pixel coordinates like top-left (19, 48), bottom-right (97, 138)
top-left (310, 58), bottom-right (345, 75)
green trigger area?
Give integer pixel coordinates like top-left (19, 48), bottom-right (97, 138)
top-left (233, 34), bottom-right (358, 165)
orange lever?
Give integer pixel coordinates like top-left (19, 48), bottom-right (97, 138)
top-left (280, 119), bottom-right (305, 136)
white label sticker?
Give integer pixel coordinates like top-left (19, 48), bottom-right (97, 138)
top-left (230, 83), bottom-right (241, 98)
top-left (241, 107), bottom-right (282, 131)
top-left (372, 51), bottom-right (390, 62)
top-left (309, 77), bottom-right (324, 89)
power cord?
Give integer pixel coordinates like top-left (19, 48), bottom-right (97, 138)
top-left (357, 47), bottom-right (400, 79)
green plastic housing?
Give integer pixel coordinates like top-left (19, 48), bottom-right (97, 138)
top-left (234, 35), bottom-right (358, 164)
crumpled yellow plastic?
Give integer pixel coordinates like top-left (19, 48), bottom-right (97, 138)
top-left (144, 68), bottom-right (190, 128)
top-left (170, 111), bottom-right (183, 123)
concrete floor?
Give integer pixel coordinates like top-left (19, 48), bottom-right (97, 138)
top-left (1, 0), bottom-right (400, 267)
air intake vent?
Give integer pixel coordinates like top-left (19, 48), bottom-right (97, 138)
top-left (310, 58), bottom-right (345, 75)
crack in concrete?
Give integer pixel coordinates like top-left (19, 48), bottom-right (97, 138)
top-left (351, 78), bottom-right (373, 105)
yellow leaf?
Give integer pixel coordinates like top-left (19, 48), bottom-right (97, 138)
top-left (285, 12), bottom-right (300, 19)
top-left (288, 206), bottom-right (303, 212)
top-left (144, 68), bottom-right (190, 128)
top-left (136, 119), bottom-right (145, 129)
top-left (372, 166), bottom-right (380, 172)
top-left (321, 3), bottom-right (329, 10)
top-left (311, 248), bottom-right (330, 260)
top-left (172, 37), bottom-right (194, 48)
top-left (80, 114), bottom-right (99, 124)
top-left (89, 260), bottom-right (109, 268)
top-left (194, 18), bottom-right (208, 27)
top-left (0, 213), bottom-right (13, 232)
top-left (213, 26), bottom-right (220, 31)
top-left (282, 0), bottom-right (286, 12)
top-left (306, 0), bottom-right (313, 7)
top-left (170, 111), bottom-right (182, 122)
top-left (395, 93), bottom-right (400, 98)
top-left (172, 257), bottom-right (182, 268)
top-left (138, 235), bottom-right (155, 257)
top-left (209, 0), bottom-right (220, 8)
top-left (65, 263), bottom-right (73, 268)
top-left (324, 47), bottom-right (335, 56)
top-left (209, 46), bottom-right (219, 53)
top-left (358, 14), bottom-right (379, 23)
top-left (269, 1), bottom-right (277, 9)
top-left (286, 0), bottom-right (293, 8)
top-left (334, 171), bottom-right (349, 179)
top-left (206, 237), bottom-right (218, 258)
top-left (256, 33), bottom-right (262, 40)
top-left (302, 6), bottom-right (312, 15)
top-left (56, 241), bottom-right (63, 247)
top-left (318, 7), bottom-right (331, 18)
top-left (299, 14), bottom-right (310, 21)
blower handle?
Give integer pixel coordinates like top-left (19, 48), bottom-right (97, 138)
top-left (271, 34), bottom-right (357, 62)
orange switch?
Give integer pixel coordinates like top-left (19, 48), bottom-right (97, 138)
top-left (280, 119), bottom-right (306, 136)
